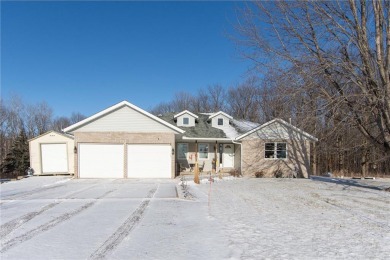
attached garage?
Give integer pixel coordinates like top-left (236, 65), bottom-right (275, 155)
top-left (63, 101), bottom-right (184, 179)
top-left (29, 131), bottom-right (74, 175)
top-left (79, 144), bottom-right (124, 178)
top-left (127, 144), bottom-right (172, 178)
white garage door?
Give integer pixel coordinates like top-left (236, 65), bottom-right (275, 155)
top-left (41, 144), bottom-right (68, 173)
top-left (79, 144), bottom-right (124, 178)
top-left (127, 144), bottom-right (171, 178)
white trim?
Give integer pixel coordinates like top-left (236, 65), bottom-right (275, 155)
top-left (174, 110), bottom-right (199, 119)
top-left (235, 118), bottom-right (318, 142)
top-left (28, 130), bottom-right (74, 142)
top-left (63, 101), bottom-right (185, 134)
top-left (208, 111), bottom-right (233, 120)
top-left (264, 142), bottom-right (288, 160)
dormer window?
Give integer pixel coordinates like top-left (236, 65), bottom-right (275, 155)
top-left (218, 118), bottom-right (223, 125)
top-left (174, 110), bottom-right (198, 127)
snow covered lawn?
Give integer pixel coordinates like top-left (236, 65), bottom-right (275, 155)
top-left (1, 176), bottom-right (389, 259)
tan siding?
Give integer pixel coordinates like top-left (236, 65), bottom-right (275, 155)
top-left (74, 132), bottom-right (175, 178)
top-left (245, 121), bottom-right (292, 140)
top-left (29, 132), bottom-right (74, 175)
top-left (74, 106), bottom-right (177, 133)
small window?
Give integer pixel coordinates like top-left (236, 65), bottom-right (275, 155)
top-left (218, 118), bottom-right (223, 125)
top-left (198, 143), bottom-right (209, 159)
top-left (183, 117), bottom-right (189, 125)
top-left (265, 142), bottom-right (287, 159)
top-left (177, 143), bottom-right (188, 159)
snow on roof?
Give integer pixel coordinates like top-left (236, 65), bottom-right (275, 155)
top-left (220, 119), bottom-right (260, 139)
top-left (231, 119), bottom-right (260, 133)
top-left (173, 110), bottom-right (199, 119)
top-left (208, 111), bottom-right (233, 120)
top-left (235, 118), bottom-right (318, 141)
top-left (222, 125), bottom-right (241, 139)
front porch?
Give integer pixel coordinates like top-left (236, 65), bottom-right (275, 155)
top-left (175, 140), bottom-right (241, 176)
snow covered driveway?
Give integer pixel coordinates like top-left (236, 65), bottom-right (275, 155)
top-left (1, 176), bottom-right (389, 259)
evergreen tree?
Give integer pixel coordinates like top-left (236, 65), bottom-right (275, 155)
top-left (0, 128), bottom-right (29, 178)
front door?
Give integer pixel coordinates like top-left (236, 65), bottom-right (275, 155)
top-left (222, 144), bottom-right (234, 168)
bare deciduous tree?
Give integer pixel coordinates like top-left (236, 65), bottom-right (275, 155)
top-left (208, 84), bottom-right (226, 112)
top-left (227, 77), bottom-right (261, 122)
top-left (236, 0), bottom-right (390, 153)
top-left (70, 112), bottom-right (86, 124)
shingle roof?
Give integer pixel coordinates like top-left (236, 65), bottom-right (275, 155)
top-left (159, 113), bottom-right (227, 138)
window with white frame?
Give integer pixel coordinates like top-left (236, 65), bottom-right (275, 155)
top-left (265, 142), bottom-right (287, 159)
top-left (218, 118), bottom-right (223, 125)
top-left (183, 117), bottom-right (189, 125)
top-left (177, 143), bottom-right (188, 159)
top-left (198, 143), bottom-right (209, 159)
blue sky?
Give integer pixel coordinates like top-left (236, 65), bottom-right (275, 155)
top-left (1, 1), bottom-right (251, 117)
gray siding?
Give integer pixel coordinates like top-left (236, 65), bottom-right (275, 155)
top-left (74, 106), bottom-right (177, 133)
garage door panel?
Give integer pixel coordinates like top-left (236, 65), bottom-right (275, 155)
top-left (79, 144), bottom-right (124, 178)
top-left (127, 145), bottom-right (171, 178)
top-left (41, 144), bottom-right (68, 173)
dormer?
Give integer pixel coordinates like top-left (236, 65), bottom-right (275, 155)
top-left (174, 110), bottom-right (198, 127)
top-left (208, 111), bottom-right (233, 129)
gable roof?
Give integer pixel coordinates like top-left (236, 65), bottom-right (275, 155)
top-left (28, 130), bottom-right (74, 142)
top-left (235, 118), bottom-right (318, 141)
top-left (173, 110), bottom-right (199, 119)
top-left (63, 101), bottom-right (185, 134)
top-left (208, 111), bottom-right (233, 120)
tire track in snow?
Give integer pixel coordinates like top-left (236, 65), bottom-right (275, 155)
top-left (89, 185), bottom-right (158, 260)
top-left (0, 183), bottom-right (104, 238)
top-left (0, 202), bottom-right (60, 238)
top-left (0, 181), bottom-right (71, 202)
top-left (0, 189), bottom-right (115, 253)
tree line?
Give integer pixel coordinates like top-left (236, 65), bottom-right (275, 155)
top-left (0, 96), bottom-right (85, 178)
top-left (151, 0), bottom-right (390, 177)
